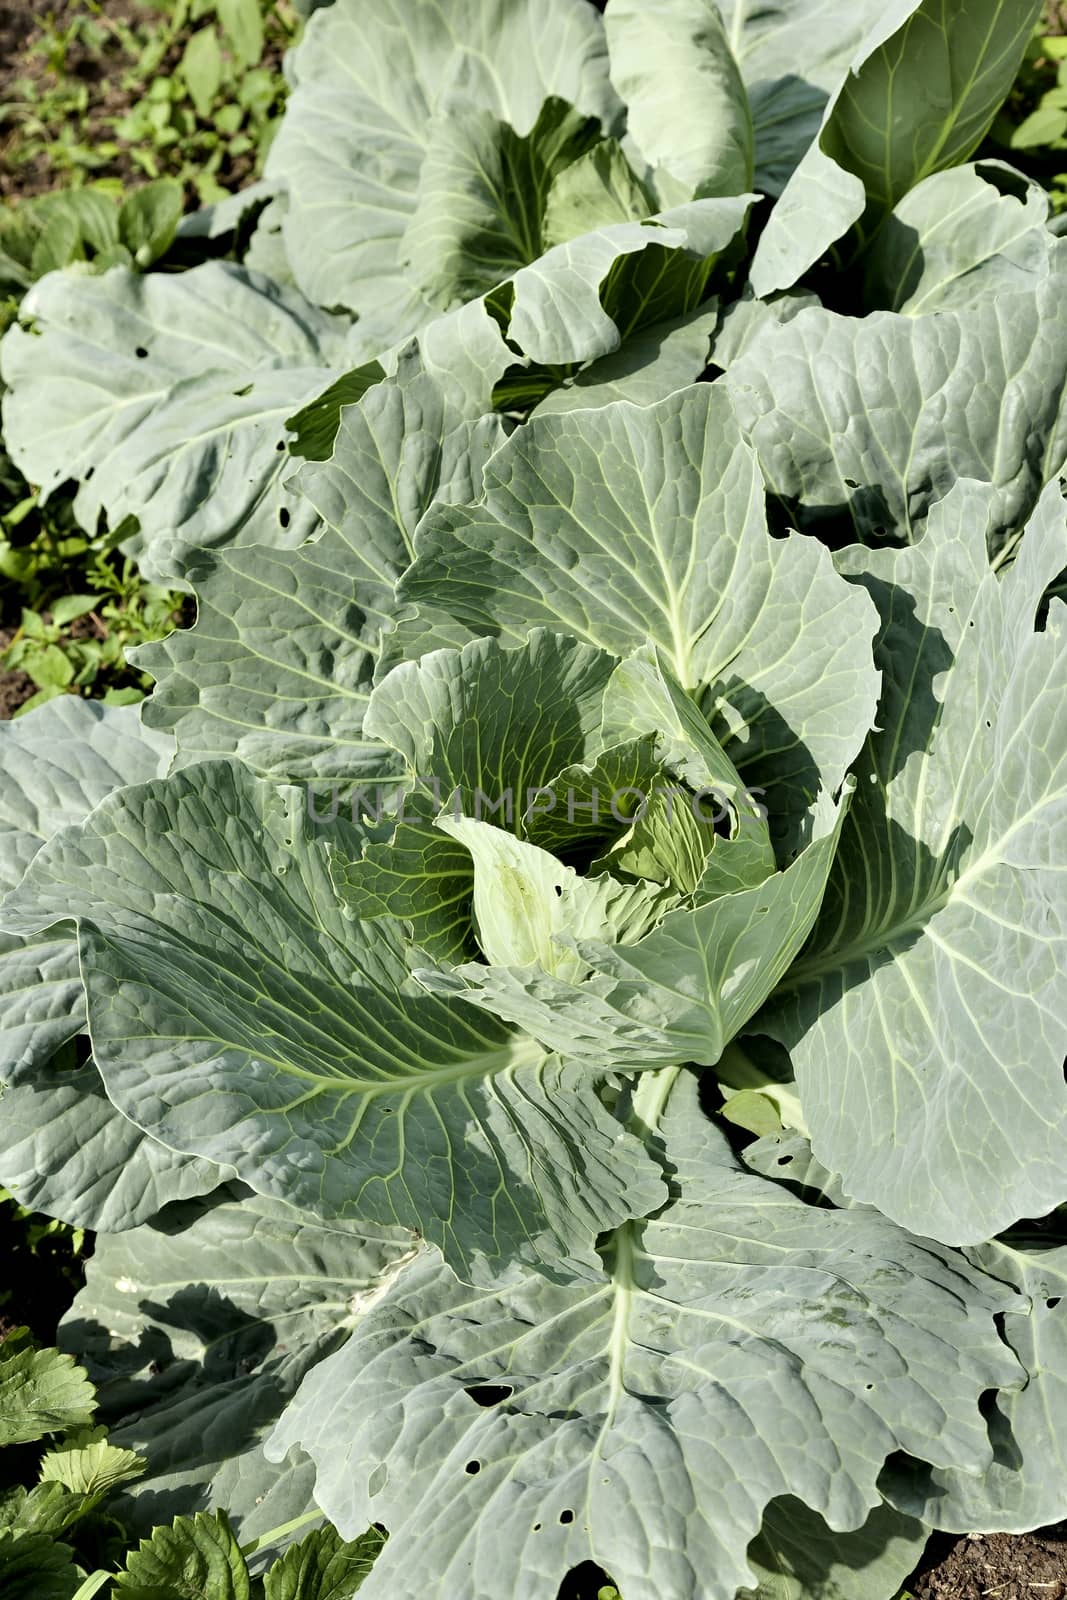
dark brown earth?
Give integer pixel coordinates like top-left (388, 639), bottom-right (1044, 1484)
top-left (0, 625), bottom-right (34, 718)
top-left (908, 1528), bottom-right (1067, 1600)
top-left (0, 0), bottom-right (159, 199)
top-left (0, 0), bottom-right (287, 201)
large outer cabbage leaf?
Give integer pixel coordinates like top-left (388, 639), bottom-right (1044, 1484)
top-left (0, 1052), bottom-right (226, 1237)
top-left (604, 0), bottom-right (754, 200)
top-left (0, 264), bottom-right (353, 584)
top-left (885, 1232), bottom-right (1067, 1534)
top-left (268, 1071), bottom-right (1019, 1600)
top-left (715, 0), bottom-right (887, 195)
top-left (743, 1499), bottom-right (928, 1600)
top-left (0, 700), bottom-right (171, 895)
top-left (750, 0), bottom-right (1043, 296)
top-left (0, 700), bottom-right (223, 1231)
top-left (862, 162), bottom-right (1055, 316)
top-left (761, 480), bottom-right (1067, 1245)
top-left (137, 307), bottom-right (511, 781)
top-left (725, 269), bottom-right (1067, 544)
top-left (401, 385), bottom-right (880, 848)
top-left (60, 1186), bottom-right (410, 1560)
top-left (267, 0), bottom-right (620, 332)
top-left (0, 758), bottom-right (663, 1285)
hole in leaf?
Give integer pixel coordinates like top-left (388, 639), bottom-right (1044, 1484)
top-left (1048, 1297), bottom-right (1061, 1310)
top-left (465, 1460), bottom-right (481, 1475)
top-left (559, 1509), bottom-right (574, 1525)
top-left (279, 507), bottom-right (291, 528)
top-left (776, 1154), bottom-right (793, 1166)
top-left (465, 1384), bottom-right (513, 1407)
top-left (558, 1561), bottom-right (616, 1598)
top-left (974, 160), bottom-right (1031, 203)
top-left (135, 346), bottom-right (148, 358)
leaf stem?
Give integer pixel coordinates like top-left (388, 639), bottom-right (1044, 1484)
top-left (239, 1506), bottom-right (325, 1559)
top-left (628, 1064), bottom-right (681, 1142)
top-left (71, 1573), bottom-right (113, 1600)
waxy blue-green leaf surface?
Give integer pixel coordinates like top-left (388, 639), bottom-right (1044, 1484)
top-left (2, 761), bottom-right (663, 1284)
top-left (401, 385), bottom-right (880, 847)
top-left (750, 0), bottom-right (1043, 296)
top-left (716, 0), bottom-right (887, 194)
top-left (762, 480), bottom-right (1067, 1244)
top-left (879, 1232), bottom-right (1067, 1537)
top-left (0, 701), bottom-right (221, 1231)
top-left (501, 196), bottom-right (753, 369)
top-left (726, 271), bottom-right (1067, 543)
top-left (0, 264), bottom-right (354, 584)
top-left (604, 0), bottom-right (754, 201)
top-left (743, 1498), bottom-right (929, 1600)
top-left (863, 161), bottom-right (1056, 316)
top-left (267, 0), bottom-right (621, 334)
top-left (62, 1187), bottom-right (409, 1557)
top-left (884, 1233), bottom-right (1067, 1535)
top-left (137, 308), bottom-right (511, 781)
top-left (269, 1072), bottom-right (1019, 1600)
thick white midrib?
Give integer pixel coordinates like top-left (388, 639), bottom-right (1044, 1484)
top-left (604, 1224), bottom-right (637, 1426)
top-left (580, 1065), bottom-right (681, 1548)
top-left (299, 1035), bottom-right (547, 1100)
top-left (121, 1030), bottom-right (544, 1102)
top-left (728, 0), bottom-right (747, 60)
top-left (600, 1066), bottom-right (681, 1424)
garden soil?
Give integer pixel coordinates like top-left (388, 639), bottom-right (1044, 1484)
top-left (908, 1528), bottom-right (1067, 1600)
top-left (0, 0), bottom-right (286, 200)
top-left (0, 626), bottom-right (34, 717)
top-left (0, 0), bottom-right (158, 199)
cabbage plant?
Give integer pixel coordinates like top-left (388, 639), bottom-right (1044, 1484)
top-left (1, 2), bottom-right (1067, 1599)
